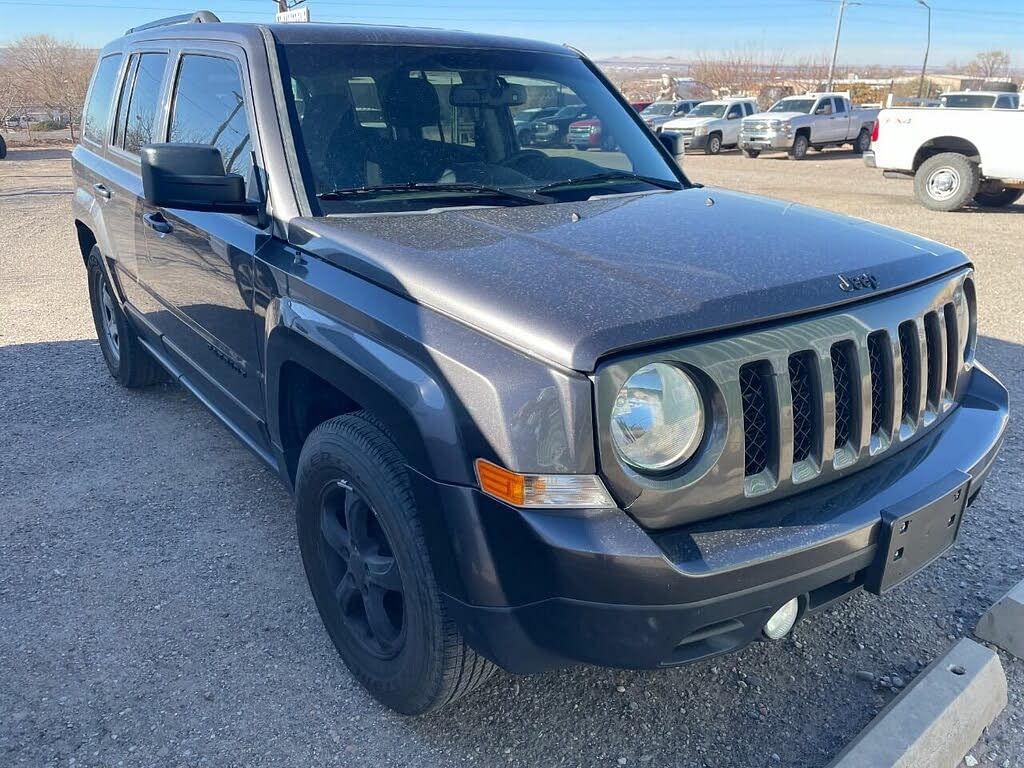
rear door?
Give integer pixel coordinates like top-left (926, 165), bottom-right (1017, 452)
top-left (832, 96), bottom-right (854, 139)
top-left (138, 44), bottom-right (270, 446)
top-left (723, 103), bottom-right (744, 144)
top-left (103, 50), bottom-right (171, 311)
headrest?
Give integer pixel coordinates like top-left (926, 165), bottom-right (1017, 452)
top-left (382, 76), bottom-right (441, 130)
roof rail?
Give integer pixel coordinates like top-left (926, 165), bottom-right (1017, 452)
top-left (126, 10), bottom-right (220, 35)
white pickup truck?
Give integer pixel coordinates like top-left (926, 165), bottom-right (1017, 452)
top-left (739, 92), bottom-right (877, 159)
top-left (865, 108), bottom-right (1024, 211)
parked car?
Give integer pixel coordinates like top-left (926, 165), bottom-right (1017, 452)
top-left (530, 103), bottom-right (593, 146)
top-left (73, 12), bottom-right (1007, 716)
top-left (567, 116), bottom-right (614, 151)
top-left (629, 100), bottom-right (652, 112)
top-left (939, 91), bottom-right (1019, 110)
top-left (865, 106), bottom-right (1024, 211)
top-left (513, 106), bottom-right (558, 146)
top-left (660, 98), bottom-right (757, 154)
top-left (740, 92), bottom-right (878, 159)
top-left (639, 99), bottom-right (703, 132)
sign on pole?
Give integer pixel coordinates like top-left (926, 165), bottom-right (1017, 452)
top-left (276, 5), bottom-right (310, 22)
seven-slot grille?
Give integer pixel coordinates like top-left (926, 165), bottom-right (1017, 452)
top-left (740, 296), bottom-right (967, 482)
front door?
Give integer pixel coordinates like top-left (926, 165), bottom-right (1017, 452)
top-left (138, 47), bottom-right (269, 447)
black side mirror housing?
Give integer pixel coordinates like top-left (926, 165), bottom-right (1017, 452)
top-left (140, 143), bottom-right (259, 215)
top-left (658, 132), bottom-right (684, 163)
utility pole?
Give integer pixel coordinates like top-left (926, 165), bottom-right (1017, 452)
top-left (917, 0), bottom-right (932, 98)
top-left (826, 0), bottom-right (854, 93)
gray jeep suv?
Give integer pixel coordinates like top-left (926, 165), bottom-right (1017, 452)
top-left (72, 11), bottom-right (1008, 714)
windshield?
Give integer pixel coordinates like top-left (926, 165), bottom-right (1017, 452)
top-left (942, 94), bottom-right (996, 108)
top-left (278, 43), bottom-right (684, 214)
top-left (769, 98), bottom-right (815, 114)
top-left (642, 102), bottom-right (677, 116)
top-left (687, 103), bottom-right (726, 118)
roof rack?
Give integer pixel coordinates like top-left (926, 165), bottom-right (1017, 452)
top-left (126, 10), bottom-right (220, 35)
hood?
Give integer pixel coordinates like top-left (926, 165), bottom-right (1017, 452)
top-left (570, 118), bottom-right (601, 128)
top-left (663, 115), bottom-right (716, 129)
top-left (290, 189), bottom-right (968, 372)
top-left (746, 111), bottom-right (805, 122)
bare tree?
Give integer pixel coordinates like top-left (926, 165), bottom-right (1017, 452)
top-left (965, 50), bottom-right (1012, 80)
top-left (3, 35), bottom-right (96, 141)
top-left (0, 62), bottom-right (29, 127)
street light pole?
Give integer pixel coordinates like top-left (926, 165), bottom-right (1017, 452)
top-left (826, 0), bottom-right (853, 93)
top-left (917, 0), bottom-right (932, 98)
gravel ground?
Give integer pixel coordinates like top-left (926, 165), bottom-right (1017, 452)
top-left (1, 145), bottom-right (1022, 768)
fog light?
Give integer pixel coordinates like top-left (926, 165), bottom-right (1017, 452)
top-left (763, 598), bottom-right (799, 640)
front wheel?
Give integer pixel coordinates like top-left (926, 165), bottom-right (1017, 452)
top-left (742, 148), bottom-right (761, 158)
top-left (789, 134), bottom-right (809, 160)
top-left (0, 133), bottom-right (7, 160)
top-left (914, 152), bottom-right (980, 212)
top-left (296, 413), bottom-right (496, 714)
top-left (704, 133), bottom-right (722, 155)
top-left (973, 183), bottom-right (1023, 208)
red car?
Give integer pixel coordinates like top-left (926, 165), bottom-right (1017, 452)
top-left (567, 117), bottom-right (611, 150)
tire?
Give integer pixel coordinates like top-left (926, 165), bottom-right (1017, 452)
top-left (789, 133), bottom-right (809, 160)
top-left (86, 246), bottom-right (166, 387)
top-left (973, 184), bottom-right (1023, 208)
top-left (743, 149), bottom-right (761, 159)
top-left (914, 152), bottom-right (981, 212)
top-left (0, 134), bottom-right (6, 160)
top-left (704, 133), bottom-right (722, 155)
top-left (295, 412), bottom-right (497, 715)
top-left (517, 129), bottom-right (532, 147)
top-left (853, 127), bottom-right (871, 155)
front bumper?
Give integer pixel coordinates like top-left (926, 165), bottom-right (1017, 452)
top-left (739, 131), bottom-right (794, 152)
top-left (664, 132), bottom-right (707, 150)
top-left (413, 365), bottom-right (1007, 674)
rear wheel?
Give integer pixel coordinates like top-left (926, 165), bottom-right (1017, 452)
top-left (854, 127), bottom-right (871, 154)
top-left (973, 183), bottom-right (1023, 208)
top-left (0, 134), bottom-right (7, 160)
top-left (87, 246), bottom-right (166, 387)
top-left (704, 133), bottom-right (722, 155)
top-left (914, 152), bottom-right (980, 212)
top-left (789, 133), bottom-right (809, 160)
top-left (296, 412), bottom-right (497, 714)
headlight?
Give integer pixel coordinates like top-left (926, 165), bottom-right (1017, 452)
top-left (610, 363), bottom-right (705, 472)
top-left (693, 125), bottom-right (708, 136)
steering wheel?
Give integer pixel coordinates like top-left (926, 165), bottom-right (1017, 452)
top-left (502, 149), bottom-right (548, 172)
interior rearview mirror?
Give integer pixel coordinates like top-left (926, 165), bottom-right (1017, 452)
top-left (450, 82), bottom-right (527, 108)
top-left (140, 143), bottom-right (259, 215)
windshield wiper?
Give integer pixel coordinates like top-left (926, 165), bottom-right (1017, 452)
top-left (534, 171), bottom-right (683, 196)
top-left (317, 182), bottom-right (547, 205)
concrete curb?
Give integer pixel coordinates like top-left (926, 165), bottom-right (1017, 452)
top-left (826, 638), bottom-right (1007, 768)
top-left (976, 579), bottom-right (1024, 658)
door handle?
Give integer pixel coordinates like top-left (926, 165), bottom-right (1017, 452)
top-left (143, 212), bottom-right (173, 234)
top-left (92, 183), bottom-right (112, 200)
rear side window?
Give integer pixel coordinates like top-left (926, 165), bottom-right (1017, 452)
top-left (744, 103), bottom-right (754, 116)
top-left (834, 98), bottom-right (847, 113)
top-left (123, 52), bottom-right (168, 154)
top-left (168, 55), bottom-right (252, 185)
top-left (83, 54), bottom-right (123, 145)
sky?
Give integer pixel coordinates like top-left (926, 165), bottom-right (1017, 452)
top-left (0, 0), bottom-right (1021, 67)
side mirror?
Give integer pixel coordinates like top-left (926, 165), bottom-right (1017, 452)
top-left (727, 112), bottom-right (739, 120)
top-left (140, 143), bottom-right (258, 215)
top-left (658, 132), bottom-right (685, 164)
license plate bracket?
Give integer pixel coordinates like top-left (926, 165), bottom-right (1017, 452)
top-left (865, 471), bottom-right (971, 595)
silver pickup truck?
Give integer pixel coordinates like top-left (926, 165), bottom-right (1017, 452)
top-left (739, 92), bottom-right (878, 160)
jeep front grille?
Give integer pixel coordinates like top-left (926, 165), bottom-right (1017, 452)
top-left (596, 269), bottom-right (975, 524)
top-left (739, 363), bottom-right (772, 475)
